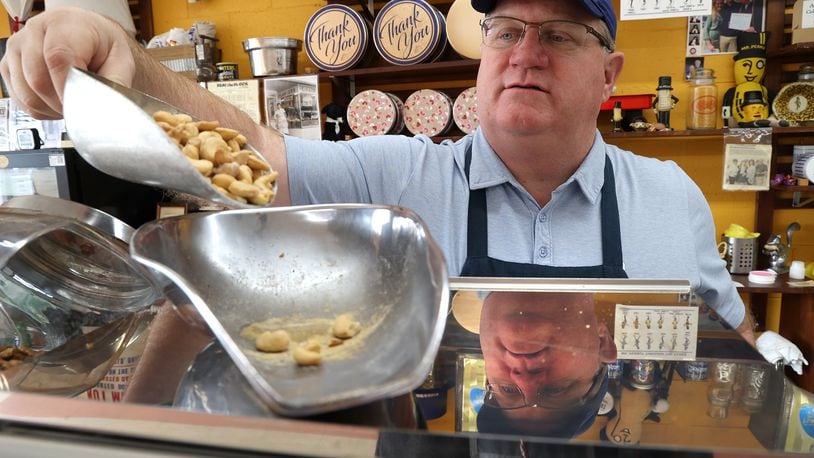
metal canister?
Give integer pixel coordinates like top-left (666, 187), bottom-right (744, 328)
top-left (216, 62), bottom-right (239, 81)
top-left (629, 359), bottom-right (656, 389)
top-left (607, 360), bottom-right (624, 380)
top-left (678, 361), bottom-right (709, 381)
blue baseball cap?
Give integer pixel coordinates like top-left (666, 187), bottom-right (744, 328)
top-left (471, 0), bottom-right (618, 40)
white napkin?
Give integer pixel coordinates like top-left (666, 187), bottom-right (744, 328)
top-left (756, 331), bottom-right (809, 375)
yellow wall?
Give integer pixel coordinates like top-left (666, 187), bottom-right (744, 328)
top-left (150, 0), bottom-right (325, 79)
top-left (0, 0), bottom-right (811, 261)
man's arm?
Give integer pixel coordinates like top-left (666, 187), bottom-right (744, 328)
top-left (126, 40), bottom-right (291, 204)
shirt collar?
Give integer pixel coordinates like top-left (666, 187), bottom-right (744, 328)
top-left (469, 128), bottom-right (608, 204)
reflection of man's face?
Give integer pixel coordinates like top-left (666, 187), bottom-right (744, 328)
top-left (479, 292), bottom-right (616, 427)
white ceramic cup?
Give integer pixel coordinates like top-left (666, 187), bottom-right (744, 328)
top-left (789, 260), bottom-right (806, 280)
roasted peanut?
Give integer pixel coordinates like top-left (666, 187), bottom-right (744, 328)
top-left (211, 173), bottom-right (236, 189)
top-left (231, 151), bottom-right (251, 165)
top-left (153, 110), bottom-right (176, 125)
top-left (196, 120), bottom-right (219, 131)
top-left (249, 188), bottom-right (273, 206)
top-left (255, 330), bottom-right (290, 353)
top-left (332, 314), bottom-right (361, 339)
top-left (214, 162), bottom-right (240, 177)
top-left (188, 158), bottom-right (214, 176)
top-left (182, 144), bottom-right (199, 160)
top-left (215, 127), bottom-right (240, 141)
top-left (247, 155), bottom-right (270, 171)
top-left (238, 164), bottom-right (253, 183)
top-left (228, 180), bottom-right (260, 199)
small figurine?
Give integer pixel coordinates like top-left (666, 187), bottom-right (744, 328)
top-left (611, 100), bottom-right (624, 132)
top-left (321, 101), bottom-right (349, 141)
top-left (763, 222), bottom-right (801, 274)
top-left (722, 31), bottom-right (771, 128)
top-left (652, 76), bottom-right (678, 130)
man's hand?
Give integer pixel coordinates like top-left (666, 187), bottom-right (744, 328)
top-left (0, 6), bottom-right (135, 120)
top-left (735, 313), bottom-right (756, 347)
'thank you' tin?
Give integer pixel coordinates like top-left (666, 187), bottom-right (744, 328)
top-left (373, 0), bottom-right (445, 66)
top-left (304, 4), bottom-right (373, 72)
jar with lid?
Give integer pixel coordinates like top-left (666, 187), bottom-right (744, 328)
top-left (798, 64), bottom-right (814, 82)
top-left (687, 68), bottom-right (718, 129)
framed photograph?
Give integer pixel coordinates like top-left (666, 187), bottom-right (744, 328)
top-left (262, 74), bottom-right (321, 140)
top-left (685, 56), bottom-right (705, 80)
top-left (686, 0), bottom-right (765, 56)
top-left (722, 143), bottom-right (772, 191)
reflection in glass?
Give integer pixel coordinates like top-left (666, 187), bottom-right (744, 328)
top-left (477, 292), bottom-right (615, 438)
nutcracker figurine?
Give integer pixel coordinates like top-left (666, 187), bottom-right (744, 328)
top-left (652, 76), bottom-right (678, 130)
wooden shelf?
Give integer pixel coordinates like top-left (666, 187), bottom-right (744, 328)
top-left (603, 129), bottom-right (722, 139)
top-left (767, 43), bottom-right (814, 64)
top-left (320, 59), bottom-right (480, 87)
top-left (771, 184), bottom-right (814, 193)
top-left (731, 273), bottom-right (814, 294)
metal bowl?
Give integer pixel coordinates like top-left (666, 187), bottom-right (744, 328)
top-left (62, 67), bottom-right (275, 209)
top-left (242, 37), bottom-right (302, 77)
top-left (130, 204), bottom-right (449, 416)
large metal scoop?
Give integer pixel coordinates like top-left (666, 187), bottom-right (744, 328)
top-left (62, 67), bottom-right (275, 209)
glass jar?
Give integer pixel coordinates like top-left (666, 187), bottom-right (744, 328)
top-left (687, 68), bottom-right (718, 130)
top-left (798, 64), bottom-right (814, 82)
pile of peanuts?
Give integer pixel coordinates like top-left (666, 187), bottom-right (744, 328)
top-left (153, 110), bottom-right (278, 205)
top-left (0, 345), bottom-right (36, 371)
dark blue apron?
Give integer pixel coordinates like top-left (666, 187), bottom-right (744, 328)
top-left (459, 146), bottom-right (628, 279)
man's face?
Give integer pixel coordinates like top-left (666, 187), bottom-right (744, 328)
top-left (475, 0), bottom-right (622, 139)
top-left (479, 292), bottom-right (616, 426)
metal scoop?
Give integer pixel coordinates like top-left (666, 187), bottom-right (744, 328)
top-left (62, 67), bottom-right (275, 209)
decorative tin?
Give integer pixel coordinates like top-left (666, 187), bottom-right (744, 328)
top-left (215, 62), bottom-right (239, 81)
top-left (373, 0), bottom-right (444, 66)
top-left (628, 359), bottom-right (656, 389)
top-left (607, 360), bottom-right (624, 380)
top-left (347, 89), bottom-right (404, 137)
top-left (403, 89), bottom-right (453, 137)
top-left (453, 87), bottom-right (479, 134)
top-left (304, 4), bottom-right (371, 72)
top-left (677, 361), bottom-right (709, 381)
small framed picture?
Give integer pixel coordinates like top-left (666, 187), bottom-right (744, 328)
top-left (156, 202), bottom-right (188, 219)
top-left (722, 143), bottom-right (772, 191)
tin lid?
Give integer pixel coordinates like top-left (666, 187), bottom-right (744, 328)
top-left (453, 87), bottom-right (479, 134)
top-left (242, 37), bottom-right (302, 52)
top-left (347, 89), bottom-right (401, 137)
top-left (304, 4), bottom-right (370, 72)
top-left (373, 0), bottom-right (443, 66)
top-left (403, 89), bottom-right (453, 137)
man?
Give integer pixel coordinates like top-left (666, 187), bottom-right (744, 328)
top-left (0, 0), bottom-right (754, 364)
top-left (477, 291), bottom-right (615, 438)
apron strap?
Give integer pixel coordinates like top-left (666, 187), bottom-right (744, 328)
top-left (465, 147), bottom-right (488, 258)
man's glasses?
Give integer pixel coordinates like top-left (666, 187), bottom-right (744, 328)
top-left (480, 16), bottom-right (614, 54)
top-left (483, 363), bottom-right (607, 410)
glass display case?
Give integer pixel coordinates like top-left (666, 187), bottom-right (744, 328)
top-left (0, 275), bottom-right (811, 457)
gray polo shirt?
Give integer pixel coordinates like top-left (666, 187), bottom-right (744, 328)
top-left (286, 128), bottom-right (744, 327)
